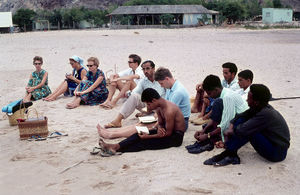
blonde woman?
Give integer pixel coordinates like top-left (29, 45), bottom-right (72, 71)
top-left (66, 57), bottom-right (108, 109)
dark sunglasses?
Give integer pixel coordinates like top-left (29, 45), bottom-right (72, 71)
top-left (128, 61), bottom-right (135, 64)
top-left (87, 65), bottom-right (94, 67)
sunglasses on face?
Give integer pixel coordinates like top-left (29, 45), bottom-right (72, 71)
top-left (34, 63), bottom-right (42, 65)
top-left (142, 67), bottom-right (152, 71)
top-left (87, 64), bottom-right (94, 67)
top-left (128, 61), bottom-right (135, 64)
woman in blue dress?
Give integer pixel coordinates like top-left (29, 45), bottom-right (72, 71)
top-left (23, 56), bottom-right (51, 102)
top-left (66, 57), bottom-right (108, 109)
top-left (44, 55), bottom-right (87, 101)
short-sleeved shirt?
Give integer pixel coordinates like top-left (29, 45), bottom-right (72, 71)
top-left (118, 66), bottom-right (145, 84)
top-left (222, 78), bottom-right (240, 92)
top-left (217, 88), bottom-right (249, 141)
top-left (165, 80), bottom-right (191, 118)
top-left (132, 77), bottom-right (166, 98)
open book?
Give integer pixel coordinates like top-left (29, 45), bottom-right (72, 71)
top-left (138, 116), bottom-right (157, 124)
top-left (136, 126), bottom-right (149, 134)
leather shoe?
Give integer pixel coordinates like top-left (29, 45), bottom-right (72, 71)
top-left (188, 143), bottom-right (214, 154)
top-left (214, 155), bottom-right (240, 166)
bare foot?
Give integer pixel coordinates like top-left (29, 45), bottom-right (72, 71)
top-left (97, 124), bottom-right (110, 138)
top-left (44, 97), bottom-right (56, 101)
top-left (66, 103), bottom-right (79, 109)
top-left (98, 138), bottom-right (116, 153)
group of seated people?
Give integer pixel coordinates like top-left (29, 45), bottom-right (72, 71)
top-left (23, 55), bottom-right (290, 167)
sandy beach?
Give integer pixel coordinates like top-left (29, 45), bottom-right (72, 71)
top-left (0, 28), bottom-right (300, 194)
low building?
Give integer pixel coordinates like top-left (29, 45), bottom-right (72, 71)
top-left (108, 5), bottom-right (219, 28)
top-left (262, 8), bottom-right (293, 24)
top-left (0, 12), bottom-right (13, 33)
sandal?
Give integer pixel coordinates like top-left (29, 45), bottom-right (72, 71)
top-left (48, 131), bottom-right (68, 138)
top-left (104, 122), bottom-right (121, 129)
top-left (90, 146), bottom-right (102, 155)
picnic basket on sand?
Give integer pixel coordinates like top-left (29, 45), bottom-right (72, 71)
top-left (8, 107), bottom-right (26, 126)
top-left (18, 109), bottom-right (48, 140)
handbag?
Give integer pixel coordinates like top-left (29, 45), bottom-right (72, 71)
top-left (7, 102), bottom-right (26, 126)
top-left (18, 108), bottom-right (48, 140)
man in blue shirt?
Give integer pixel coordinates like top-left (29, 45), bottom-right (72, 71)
top-left (154, 67), bottom-right (191, 131)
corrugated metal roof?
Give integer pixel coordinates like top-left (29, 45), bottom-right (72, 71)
top-left (109, 5), bottom-right (218, 15)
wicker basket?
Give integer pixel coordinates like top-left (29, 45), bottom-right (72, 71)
top-left (7, 106), bottom-right (26, 126)
top-left (18, 109), bottom-right (48, 140)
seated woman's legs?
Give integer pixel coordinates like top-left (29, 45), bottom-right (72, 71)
top-left (23, 92), bottom-right (32, 103)
top-left (66, 96), bottom-right (81, 109)
top-left (44, 81), bottom-right (68, 101)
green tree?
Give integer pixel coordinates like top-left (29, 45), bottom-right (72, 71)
top-left (244, 0), bottom-right (262, 19)
top-left (263, 0), bottom-right (274, 8)
top-left (13, 9), bottom-right (36, 31)
top-left (160, 13), bottom-right (174, 26)
top-left (273, 0), bottom-right (283, 8)
top-left (49, 9), bottom-right (63, 29)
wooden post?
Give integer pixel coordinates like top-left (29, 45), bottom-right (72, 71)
top-left (152, 15), bottom-right (154, 25)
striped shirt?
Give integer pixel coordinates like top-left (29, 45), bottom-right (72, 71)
top-left (217, 88), bottom-right (249, 141)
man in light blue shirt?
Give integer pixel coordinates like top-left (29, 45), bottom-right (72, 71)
top-left (154, 67), bottom-right (191, 131)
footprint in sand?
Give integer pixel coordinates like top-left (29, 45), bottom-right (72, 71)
top-left (91, 181), bottom-right (114, 189)
top-left (46, 182), bottom-right (57, 187)
top-left (10, 154), bottom-right (31, 161)
top-left (71, 136), bottom-right (89, 143)
top-left (174, 187), bottom-right (213, 194)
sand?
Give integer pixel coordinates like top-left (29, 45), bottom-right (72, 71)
top-left (0, 28), bottom-right (299, 194)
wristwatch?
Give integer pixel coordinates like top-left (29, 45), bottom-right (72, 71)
top-left (207, 133), bottom-right (211, 139)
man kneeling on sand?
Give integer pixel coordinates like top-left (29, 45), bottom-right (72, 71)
top-left (97, 88), bottom-right (185, 156)
top-left (203, 84), bottom-right (290, 166)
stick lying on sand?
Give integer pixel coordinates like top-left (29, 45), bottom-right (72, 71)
top-left (59, 160), bottom-right (84, 174)
top-left (270, 96), bottom-right (300, 101)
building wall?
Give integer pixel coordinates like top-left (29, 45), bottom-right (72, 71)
top-left (263, 8), bottom-right (293, 24)
top-left (0, 12), bottom-right (13, 28)
top-left (183, 14), bottom-right (212, 25)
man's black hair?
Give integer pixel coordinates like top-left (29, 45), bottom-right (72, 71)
top-left (222, 62), bottom-right (238, 75)
top-left (202, 74), bottom-right (222, 92)
top-left (250, 84), bottom-right (271, 107)
top-left (238, 69), bottom-right (254, 82)
top-left (129, 54), bottom-right (142, 65)
top-left (141, 88), bottom-right (161, 102)
top-left (142, 60), bottom-right (155, 68)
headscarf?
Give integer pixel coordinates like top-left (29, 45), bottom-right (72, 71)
top-left (69, 55), bottom-right (84, 66)
top-left (69, 55), bottom-right (86, 75)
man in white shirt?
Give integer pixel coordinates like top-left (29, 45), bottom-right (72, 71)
top-left (221, 62), bottom-right (240, 92)
top-left (237, 69), bottom-right (253, 101)
top-left (100, 54), bottom-right (144, 109)
top-left (104, 60), bottom-right (165, 128)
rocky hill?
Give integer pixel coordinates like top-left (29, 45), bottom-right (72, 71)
top-left (0, 0), bottom-right (127, 13)
top-left (0, 0), bottom-right (299, 13)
